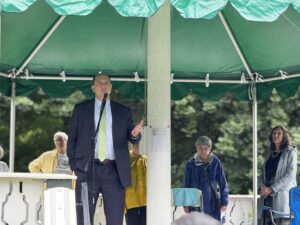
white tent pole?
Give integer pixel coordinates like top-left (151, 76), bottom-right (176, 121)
top-left (17, 76), bottom-right (146, 82)
top-left (146, 1), bottom-right (171, 225)
top-left (13, 72), bottom-right (300, 83)
top-left (15, 16), bottom-right (66, 76)
top-left (218, 12), bottom-right (253, 80)
top-left (9, 79), bottom-right (16, 172)
top-left (252, 83), bottom-right (258, 225)
top-left (0, 72), bottom-right (9, 77)
top-left (219, 11), bottom-right (258, 225)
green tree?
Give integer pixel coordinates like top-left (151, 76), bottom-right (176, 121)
top-left (1, 88), bottom-right (300, 194)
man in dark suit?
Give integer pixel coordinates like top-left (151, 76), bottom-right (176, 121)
top-left (67, 74), bottom-right (143, 225)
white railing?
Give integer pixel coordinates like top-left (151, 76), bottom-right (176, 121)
top-left (94, 195), bottom-right (255, 225)
top-left (0, 173), bottom-right (76, 225)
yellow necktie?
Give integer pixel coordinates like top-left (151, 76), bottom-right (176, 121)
top-left (98, 107), bottom-right (106, 161)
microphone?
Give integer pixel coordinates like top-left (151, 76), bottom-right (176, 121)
top-left (101, 93), bottom-right (108, 109)
top-left (103, 93), bottom-right (108, 102)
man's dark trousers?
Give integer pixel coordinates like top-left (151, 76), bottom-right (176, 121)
top-left (75, 160), bottom-right (125, 225)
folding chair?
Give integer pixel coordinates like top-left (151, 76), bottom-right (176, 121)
top-left (289, 186), bottom-right (300, 225)
top-left (171, 188), bottom-right (203, 221)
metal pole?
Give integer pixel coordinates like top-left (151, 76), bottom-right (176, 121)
top-left (15, 16), bottom-right (66, 76)
top-left (9, 79), bottom-right (16, 172)
top-left (13, 72), bottom-right (300, 83)
top-left (18, 75), bottom-right (146, 82)
top-left (252, 83), bottom-right (258, 225)
top-left (218, 12), bottom-right (253, 80)
top-left (219, 10), bottom-right (258, 225)
top-left (0, 72), bottom-right (9, 78)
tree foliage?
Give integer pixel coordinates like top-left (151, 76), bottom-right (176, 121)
top-left (171, 90), bottom-right (300, 194)
top-left (0, 88), bottom-right (300, 194)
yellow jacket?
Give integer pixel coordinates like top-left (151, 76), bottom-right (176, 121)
top-left (28, 149), bottom-right (75, 189)
top-left (125, 151), bottom-right (147, 210)
top-left (28, 149), bottom-right (58, 173)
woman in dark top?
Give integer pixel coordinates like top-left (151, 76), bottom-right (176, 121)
top-left (258, 125), bottom-right (297, 225)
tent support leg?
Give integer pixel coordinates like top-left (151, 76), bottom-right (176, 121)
top-left (252, 83), bottom-right (258, 225)
top-left (9, 79), bottom-right (16, 172)
top-left (219, 10), bottom-right (258, 225)
top-left (15, 16), bottom-right (66, 76)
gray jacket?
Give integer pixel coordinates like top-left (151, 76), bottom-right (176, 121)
top-left (258, 146), bottom-right (297, 219)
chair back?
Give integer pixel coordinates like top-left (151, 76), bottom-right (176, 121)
top-left (290, 186), bottom-right (300, 225)
top-left (171, 188), bottom-right (203, 221)
top-left (172, 188), bottom-right (202, 208)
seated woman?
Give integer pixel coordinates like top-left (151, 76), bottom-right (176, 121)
top-left (258, 125), bottom-right (297, 225)
top-left (0, 145), bottom-right (9, 172)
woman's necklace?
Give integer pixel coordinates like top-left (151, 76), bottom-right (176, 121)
top-left (271, 150), bottom-right (281, 158)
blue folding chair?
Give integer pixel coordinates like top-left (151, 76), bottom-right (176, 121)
top-left (290, 186), bottom-right (300, 225)
top-left (171, 188), bottom-right (203, 220)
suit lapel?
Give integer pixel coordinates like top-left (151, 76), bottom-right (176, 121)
top-left (88, 99), bottom-right (95, 133)
top-left (111, 101), bottom-right (116, 136)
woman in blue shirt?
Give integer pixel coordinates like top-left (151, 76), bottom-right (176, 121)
top-left (183, 136), bottom-right (229, 221)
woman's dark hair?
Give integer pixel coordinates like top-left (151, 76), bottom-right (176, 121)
top-left (268, 125), bottom-right (291, 150)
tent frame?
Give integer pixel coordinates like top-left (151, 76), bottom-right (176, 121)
top-left (3, 3), bottom-right (300, 225)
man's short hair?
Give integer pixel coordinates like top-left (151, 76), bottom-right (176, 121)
top-left (53, 131), bottom-right (68, 142)
top-left (92, 73), bottom-right (111, 84)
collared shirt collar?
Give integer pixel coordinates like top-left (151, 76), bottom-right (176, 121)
top-left (95, 97), bottom-right (110, 109)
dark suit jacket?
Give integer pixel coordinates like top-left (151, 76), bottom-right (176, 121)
top-left (67, 99), bottom-right (141, 187)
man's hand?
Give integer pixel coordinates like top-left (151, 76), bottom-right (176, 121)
top-left (221, 206), bottom-right (227, 211)
top-left (131, 120), bottom-right (144, 138)
top-left (132, 144), bottom-right (140, 157)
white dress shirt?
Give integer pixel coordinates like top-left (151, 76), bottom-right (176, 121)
top-left (94, 98), bottom-right (115, 160)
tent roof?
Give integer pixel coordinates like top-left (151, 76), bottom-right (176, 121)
top-left (1, 0), bottom-right (300, 100)
top-left (3, 0), bottom-right (300, 20)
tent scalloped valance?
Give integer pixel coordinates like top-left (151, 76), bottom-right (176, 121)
top-left (2, 0), bottom-right (300, 21)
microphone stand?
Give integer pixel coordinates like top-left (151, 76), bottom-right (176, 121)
top-left (82, 94), bottom-right (107, 225)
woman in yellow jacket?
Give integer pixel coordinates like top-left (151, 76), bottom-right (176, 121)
top-left (125, 144), bottom-right (147, 225)
top-left (28, 131), bottom-right (72, 175)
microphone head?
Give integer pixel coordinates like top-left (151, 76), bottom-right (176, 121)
top-left (103, 93), bottom-right (108, 101)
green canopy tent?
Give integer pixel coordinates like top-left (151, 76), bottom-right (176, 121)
top-left (1, 0), bottom-right (300, 100)
top-left (1, 1), bottom-right (300, 224)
